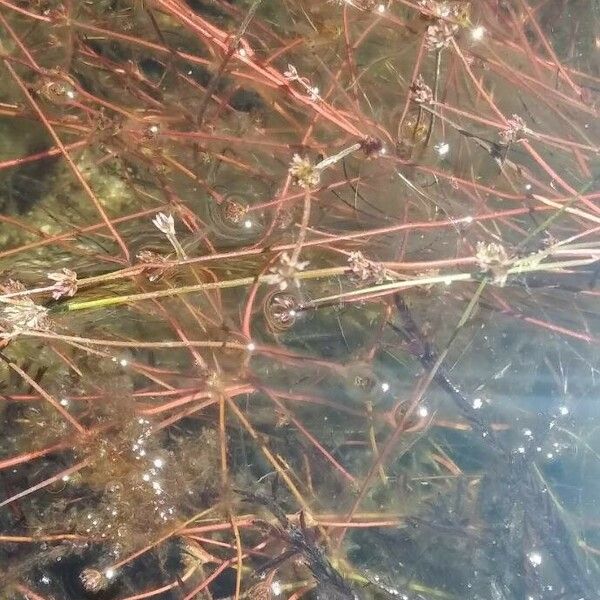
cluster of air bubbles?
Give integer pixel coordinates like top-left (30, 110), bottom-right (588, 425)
top-left (514, 420), bottom-right (571, 460)
top-left (133, 419), bottom-right (176, 523)
top-left (132, 417), bottom-right (153, 460)
top-left (142, 458), bottom-right (175, 521)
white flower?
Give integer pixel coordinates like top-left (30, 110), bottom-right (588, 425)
top-left (152, 212), bottom-right (175, 236)
top-left (151, 213), bottom-right (186, 260)
top-left (283, 64), bottom-right (299, 80)
top-left (268, 252), bottom-right (310, 290)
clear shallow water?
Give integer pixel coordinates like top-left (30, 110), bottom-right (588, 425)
top-left (0, 1), bottom-right (599, 599)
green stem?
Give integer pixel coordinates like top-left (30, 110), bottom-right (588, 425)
top-left (64, 266), bottom-right (348, 312)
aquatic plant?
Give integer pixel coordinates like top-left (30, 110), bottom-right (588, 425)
top-left (0, 1), bottom-right (599, 599)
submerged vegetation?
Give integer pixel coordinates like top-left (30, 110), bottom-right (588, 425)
top-left (0, 0), bottom-right (599, 599)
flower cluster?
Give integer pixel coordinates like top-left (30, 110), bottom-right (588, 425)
top-left (288, 154), bottom-right (321, 189)
top-left (411, 75), bottom-right (434, 104)
top-left (348, 251), bottom-right (387, 284)
top-left (475, 241), bottom-right (511, 286)
top-left (418, 1), bottom-right (469, 51)
top-left (47, 268), bottom-right (78, 300)
top-left (425, 21), bottom-right (459, 50)
top-left (499, 114), bottom-right (527, 143)
top-left (267, 252), bottom-right (310, 290)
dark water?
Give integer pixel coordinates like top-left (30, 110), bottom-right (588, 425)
top-left (0, 1), bottom-right (599, 599)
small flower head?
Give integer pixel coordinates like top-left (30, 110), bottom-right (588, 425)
top-left (475, 241), bottom-right (508, 268)
top-left (288, 154), bottom-right (320, 189)
top-left (268, 252), bottom-right (310, 290)
top-left (283, 64), bottom-right (299, 81)
top-left (152, 212), bottom-right (176, 236)
top-left (47, 268), bottom-right (78, 300)
top-left (411, 75), bottom-right (434, 104)
top-left (475, 241), bottom-right (510, 286)
top-left (348, 251), bottom-right (387, 284)
top-left (80, 568), bottom-right (112, 593)
top-left (360, 136), bottom-right (384, 157)
top-left (499, 114), bottom-right (527, 143)
top-left (425, 21), bottom-right (459, 50)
